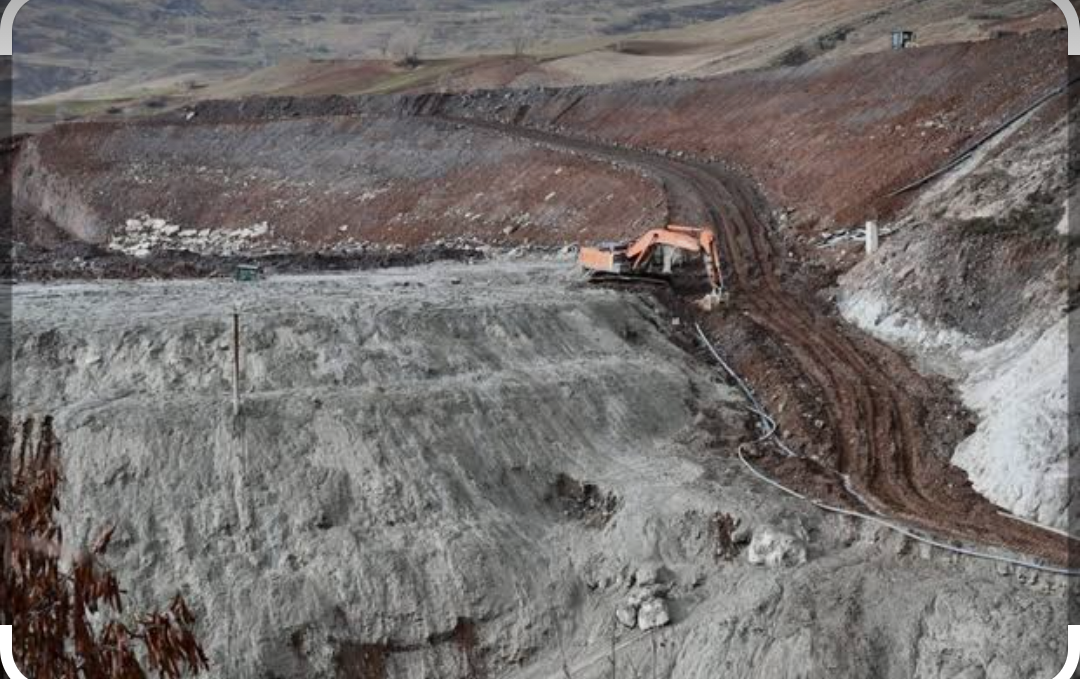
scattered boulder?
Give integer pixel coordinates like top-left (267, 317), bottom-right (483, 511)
top-left (634, 562), bottom-right (663, 588)
top-left (747, 525), bottom-right (808, 568)
top-left (637, 599), bottom-right (671, 631)
top-left (615, 604), bottom-right (638, 629)
top-left (109, 216), bottom-right (274, 258)
top-left (627, 583), bottom-right (667, 608)
top-left (614, 562), bottom-right (674, 631)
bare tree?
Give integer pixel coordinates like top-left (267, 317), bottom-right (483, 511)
top-left (375, 32), bottom-right (392, 59)
top-left (509, 6), bottom-right (545, 57)
top-left (244, 30), bottom-right (271, 69)
top-left (85, 45), bottom-right (104, 72)
top-left (389, 25), bottom-right (427, 67)
top-left (184, 12), bottom-right (197, 41)
top-left (0, 416), bottom-right (209, 679)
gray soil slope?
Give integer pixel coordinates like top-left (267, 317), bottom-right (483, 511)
top-left (838, 90), bottom-right (1071, 530)
top-left (12, 260), bottom-right (1070, 678)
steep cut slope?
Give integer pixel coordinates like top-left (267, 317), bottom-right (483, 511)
top-left (838, 90), bottom-right (1071, 529)
top-left (13, 115), bottom-right (665, 249)
top-left (15, 32), bottom-right (1067, 256)
top-left (14, 262), bottom-right (1071, 679)
top-left (434, 30), bottom-right (1067, 230)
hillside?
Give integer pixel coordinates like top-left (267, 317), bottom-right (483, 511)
top-left (13, 0), bottom-right (1062, 132)
top-left (6, 25), bottom-right (1075, 677)
top-left (14, 0), bottom-right (786, 100)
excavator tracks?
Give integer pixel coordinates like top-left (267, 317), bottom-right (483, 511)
top-left (439, 114), bottom-right (1073, 566)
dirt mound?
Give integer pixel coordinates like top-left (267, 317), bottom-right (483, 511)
top-left (13, 114), bottom-right (665, 257)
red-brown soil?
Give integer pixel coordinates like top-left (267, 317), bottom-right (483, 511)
top-left (434, 30), bottom-right (1068, 232)
top-left (15, 116), bottom-right (665, 250)
top-left (439, 115), bottom-right (1070, 565)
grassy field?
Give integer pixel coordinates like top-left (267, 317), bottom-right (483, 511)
top-left (12, 0), bottom-right (1062, 133)
top-left (14, 0), bottom-right (786, 101)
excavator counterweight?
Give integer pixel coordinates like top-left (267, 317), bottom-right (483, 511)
top-left (578, 224), bottom-right (725, 296)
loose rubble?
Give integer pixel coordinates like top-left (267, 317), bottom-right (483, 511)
top-left (615, 562), bottom-right (673, 631)
top-left (110, 215), bottom-right (271, 257)
top-left (747, 525), bottom-right (809, 568)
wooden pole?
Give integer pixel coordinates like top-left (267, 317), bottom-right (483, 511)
top-left (232, 312), bottom-right (241, 415)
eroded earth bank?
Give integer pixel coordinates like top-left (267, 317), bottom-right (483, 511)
top-left (6, 29), bottom-right (1075, 679)
top-left (13, 264), bottom-right (1071, 679)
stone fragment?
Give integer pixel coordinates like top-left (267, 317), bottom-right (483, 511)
top-left (747, 526), bottom-right (807, 568)
top-left (637, 599), bottom-right (670, 631)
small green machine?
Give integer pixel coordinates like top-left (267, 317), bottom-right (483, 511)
top-left (234, 264), bottom-right (263, 282)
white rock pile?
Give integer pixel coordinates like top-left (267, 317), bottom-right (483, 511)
top-left (109, 215), bottom-right (272, 257)
top-left (615, 563), bottom-right (672, 632)
top-left (747, 524), bottom-right (808, 568)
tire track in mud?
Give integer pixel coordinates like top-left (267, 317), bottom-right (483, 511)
top-left (436, 114), bottom-right (1073, 566)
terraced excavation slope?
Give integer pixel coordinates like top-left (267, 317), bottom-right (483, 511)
top-left (7, 18), bottom-right (1074, 679)
top-left (14, 264), bottom-right (1070, 678)
top-left (422, 116), bottom-right (1071, 565)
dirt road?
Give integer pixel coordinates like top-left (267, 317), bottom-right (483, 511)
top-left (439, 114), bottom-right (1073, 566)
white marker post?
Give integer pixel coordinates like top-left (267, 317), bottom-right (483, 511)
top-left (865, 220), bottom-right (879, 256)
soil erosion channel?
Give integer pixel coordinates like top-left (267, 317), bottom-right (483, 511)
top-left (439, 114), bottom-right (1070, 565)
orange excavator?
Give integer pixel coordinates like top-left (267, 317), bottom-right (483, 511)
top-left (578, 224), bottom-right (725, 298)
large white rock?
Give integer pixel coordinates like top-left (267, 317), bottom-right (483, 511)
top-left (637, 599), bottom-right (670, 631)
top-left (952, 315), bottom-right (1069, 530)
top-left (747, 526), bottom-right (808, 568)
top-left (615, 604), bottom-right (638, 629)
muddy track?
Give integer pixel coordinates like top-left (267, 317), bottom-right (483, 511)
top-left (436, 114), bottom-right (1073, 566)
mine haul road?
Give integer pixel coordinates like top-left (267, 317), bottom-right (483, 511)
top-left (437, 113), bottom-right (1072, 567)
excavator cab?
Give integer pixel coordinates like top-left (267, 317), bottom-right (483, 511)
top-left (578, 225), bottom-right (725, 305)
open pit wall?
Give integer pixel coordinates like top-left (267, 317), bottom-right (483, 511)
top-left (9, 32), bottom-right (1066, 260)
top-left (12, 262), bottom-right (1072, 679)
top-left (174, 30), bottom-right (1068, 234)
top-left (5, 29), bottom-right (1075, 677)
top-left (11, 114), bottom-right (666, 253)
